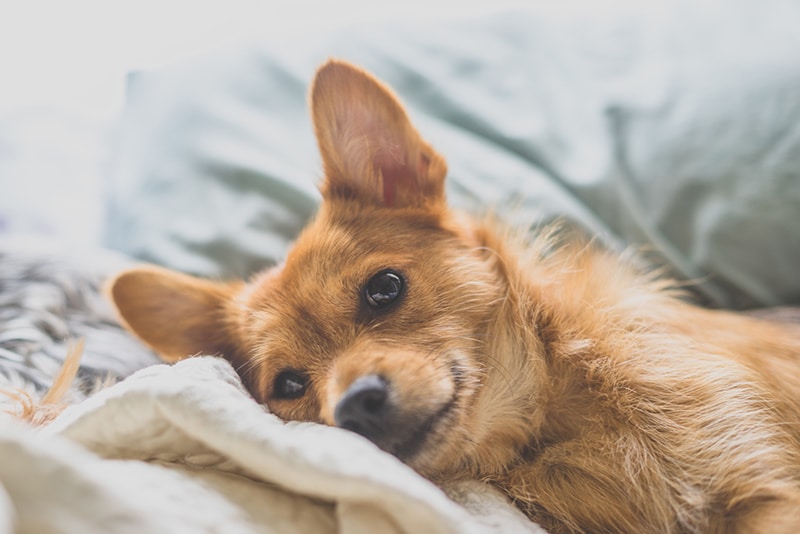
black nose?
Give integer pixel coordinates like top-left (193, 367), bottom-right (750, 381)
top-left (334, 374), bottom-right (390, 442)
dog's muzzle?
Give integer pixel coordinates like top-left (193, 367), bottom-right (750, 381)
top-left (333, 373), bottom-right (455, 462)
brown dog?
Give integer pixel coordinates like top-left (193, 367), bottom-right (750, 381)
top-left (109, 60), bottom-right (800, 533)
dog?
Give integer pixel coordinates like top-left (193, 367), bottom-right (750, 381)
top-left (108, 59), bottom-right (800, 533)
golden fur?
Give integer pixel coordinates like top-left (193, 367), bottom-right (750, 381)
top-left (109, 60), bottom-right (800, 533)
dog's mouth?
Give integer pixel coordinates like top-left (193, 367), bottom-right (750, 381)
top-left (333, 365), bottom-right (464, 466)
top-left (384, 392), bottom-right (457, 462)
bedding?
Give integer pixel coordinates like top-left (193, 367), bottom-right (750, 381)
top-left (1, 356), bottom-right (542, 534)
top-left (0, 236), bottom-right (158, 404)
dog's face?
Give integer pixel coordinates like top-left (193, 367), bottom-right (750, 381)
top-left (110, 61), bottom-right (510, 477)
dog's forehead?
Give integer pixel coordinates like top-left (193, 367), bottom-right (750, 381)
top-left (242, 199), bottom-right (473, 308)
top-left (284, 206), bottom-right (445, 274)
top-left (240, 220), bottom-right (389, 325)
top-left (239, 207), bottom-right (452, 350)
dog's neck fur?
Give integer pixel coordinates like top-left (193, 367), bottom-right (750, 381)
top-left (431, 216), bottom-right (571, 479)
top-left (458, 214), bottom-right (800, 532)
top-left (452, 214), bottom-right (679, 478)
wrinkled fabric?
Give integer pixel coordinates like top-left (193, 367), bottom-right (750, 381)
top-left (0, 236), bottom-right (158, 405)
top-left (0, 357), bottom-right (542, 534)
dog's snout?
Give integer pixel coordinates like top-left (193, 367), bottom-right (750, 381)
top-left (334, 374), bottom-right (390, 440)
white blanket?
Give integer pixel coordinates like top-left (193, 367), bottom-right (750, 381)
top-left (0, 357), bottom-right (543, 533)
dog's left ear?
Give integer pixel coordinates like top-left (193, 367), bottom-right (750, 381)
top-left (107, 266), bottom-right (241, 363)
top-left (311, 59), bottom-right (447, 209)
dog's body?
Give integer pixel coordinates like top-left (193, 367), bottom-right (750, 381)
top-left (110, 60), bottom-right (800, 533)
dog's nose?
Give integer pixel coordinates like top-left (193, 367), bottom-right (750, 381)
top-left (334, 374), bottom-right (390, 441)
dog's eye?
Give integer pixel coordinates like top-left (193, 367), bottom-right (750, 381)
top-left (365, 270), bottom-right (404, 308)
top-left (273, 370), bottom-right (308, 400)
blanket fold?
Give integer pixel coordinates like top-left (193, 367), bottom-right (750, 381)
top-left (1, 357), bottom-right (543, 533)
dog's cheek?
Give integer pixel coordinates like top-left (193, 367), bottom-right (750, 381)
top-left (388, 358), bottom-right (455, 415)
top-left (403, 350), bottom-right (489, 476)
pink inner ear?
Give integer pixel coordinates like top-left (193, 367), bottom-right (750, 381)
top-left (377, 151), bottom-right (434, 207)
top-left (375, 147), bottom-right (416, 208)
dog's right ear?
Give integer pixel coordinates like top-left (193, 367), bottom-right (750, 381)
top-left (107, 266), bottom-right (241, 363)
top-left (311, 59), bottom-right (448, 210)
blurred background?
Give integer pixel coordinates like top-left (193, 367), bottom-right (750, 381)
top-left (1, 0), bottom-right (798, 309)
top-left (0, 0), bottom-right (631, 244)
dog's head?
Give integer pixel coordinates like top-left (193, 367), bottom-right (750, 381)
top-left (110, 61), bottom-right (520, 477)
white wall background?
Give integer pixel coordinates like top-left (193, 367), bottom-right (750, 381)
top-left (0, 0), bottom-right (642, 244)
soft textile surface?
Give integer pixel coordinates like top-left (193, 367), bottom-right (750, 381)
top-left (0, 236), bottom-right (158, 405)
top-left (0, 357), bottom-right (542, 534)
top-left (104, 2), bottom-right (800, 309)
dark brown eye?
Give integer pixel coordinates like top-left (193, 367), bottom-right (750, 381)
top-left (273, 370), bottom-right (308, 400)
top-left (364, 270), bottom-right (404, 308)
